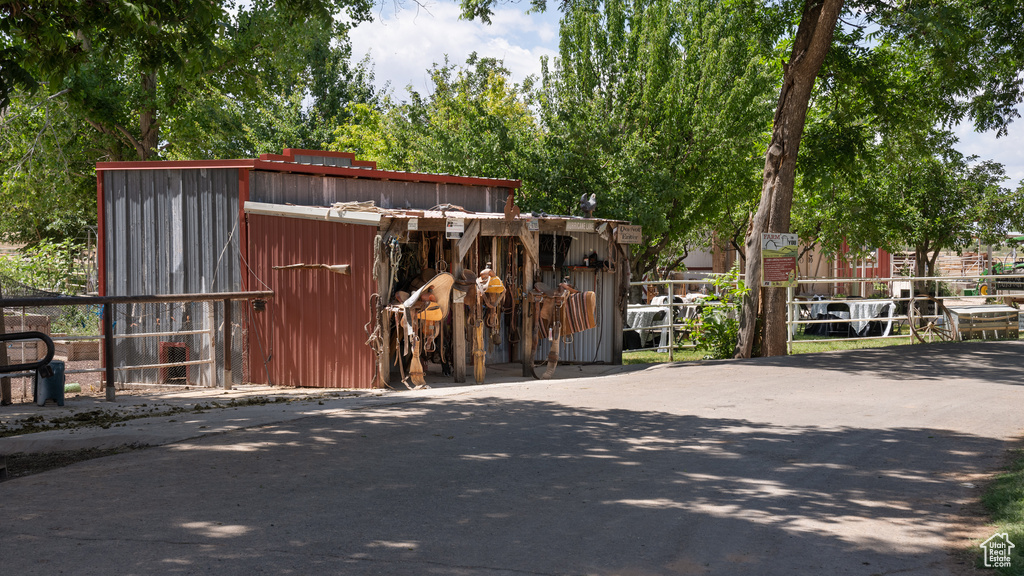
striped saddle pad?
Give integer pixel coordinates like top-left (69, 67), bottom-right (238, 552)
top-left (540, 291), bottom-right (597, 335)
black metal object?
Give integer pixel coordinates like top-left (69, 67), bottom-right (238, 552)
top-left (0, 331), bottom-right (55, 375)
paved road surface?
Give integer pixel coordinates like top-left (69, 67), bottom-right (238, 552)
top-left (3, 341), bottom-right (1024, 575)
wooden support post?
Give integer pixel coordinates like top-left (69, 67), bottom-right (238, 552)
top-left (453, 239), bottom-right (467, 383)
top-left (521, 236), bottom-right (536, 377)
top-left (611, 246), bottom-right (625, 365)
top-left (103, 303), bottom-right (116, 401)
top-left (223, 298), bottom-right (232, 390)
top-left (376, 240), bottom-right (391, 388)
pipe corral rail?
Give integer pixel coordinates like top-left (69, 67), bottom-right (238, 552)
top-left (626, 273), bottom-right (1024, 358)
top-left (1, 291), bottom-right (273, 402)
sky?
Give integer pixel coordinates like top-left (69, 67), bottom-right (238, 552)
top-left (348, 0), bottom-right (1024, 190)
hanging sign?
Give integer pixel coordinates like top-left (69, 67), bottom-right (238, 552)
top-left (761, 232), bottom-right (799, 287)
top-left (445, 218), bottom-right (465, 239)
top-left (616, 225), bottom-right (642, 244)
top-left (565, 220), bottom-right (594, 233)
top-left (407, 218), bottom-right (418, 231)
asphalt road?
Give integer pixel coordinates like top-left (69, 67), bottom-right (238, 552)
top-left (4, 341), bottom-right (1024, 575)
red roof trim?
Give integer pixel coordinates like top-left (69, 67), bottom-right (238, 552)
top-left (97, 159), bottom-right (256, 171)
top-left (257, 153), bottom-right (291, 162)
top-left (95, 150), bottom-right (519, 188)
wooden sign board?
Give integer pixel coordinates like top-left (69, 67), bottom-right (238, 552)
top-left (761, 232), bottom-right (798, 287)
top-left (446, 218), bottom-right (465, 239)
top-left (565, 220), bottom-right (594, 233)
top-left (616, 225), bottom-right (642, 244)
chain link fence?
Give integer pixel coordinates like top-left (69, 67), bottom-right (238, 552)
top-left (2, 274), bottom-right (254, 403)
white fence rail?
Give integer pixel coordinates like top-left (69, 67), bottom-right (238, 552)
top-left (625, 273), bottom-right (1024, 359)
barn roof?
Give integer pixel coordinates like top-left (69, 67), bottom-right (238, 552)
top-left (96, 148), bottom-right (521, 189)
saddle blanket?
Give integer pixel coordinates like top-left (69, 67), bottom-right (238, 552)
top-left (540, 291), bottom-right (597, 335)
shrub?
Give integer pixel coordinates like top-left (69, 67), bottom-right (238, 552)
top-left (685, 267), bottom-right (749, 359)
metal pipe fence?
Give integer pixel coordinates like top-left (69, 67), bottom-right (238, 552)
top-left (624, 274), bottom-right (734, 359)
top-left (624, 273), bottom-right (1024, 360)
top-left (1, 291), bottom-right (272, 403)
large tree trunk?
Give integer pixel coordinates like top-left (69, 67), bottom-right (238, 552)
top-left (735, 0), bottom-right (843, 358)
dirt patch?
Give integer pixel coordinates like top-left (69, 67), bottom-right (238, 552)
top-left (2, 444), bottom-right (146, 480)
top-left (0, 395), bottom-right (303, 438)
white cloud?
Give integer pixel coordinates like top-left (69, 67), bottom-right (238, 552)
top-left (955, 120), bottom-right (1024, 190)
top-left (349, 1), bottom-right (558, 98)
top-left (348, 3), bottom-right (1024, 187)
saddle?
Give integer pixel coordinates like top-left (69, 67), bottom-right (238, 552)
top-left (529, 281), bottom-right (597, 379)
top-left (388, 272), bottom-right (454, 389)
top-left (460, 266), bottom-right (506, 383)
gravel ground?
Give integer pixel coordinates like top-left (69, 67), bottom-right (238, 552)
top-left (3, 357), bottom-right (191, 404)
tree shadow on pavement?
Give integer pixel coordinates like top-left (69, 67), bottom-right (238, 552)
top-left (0, 395), bottom-right (997, 575)
top-left (683, 339), bottom-right (1024, 384)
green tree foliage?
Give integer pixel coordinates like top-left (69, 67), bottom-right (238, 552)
top-left (794, 32), bottom-right (1024, 273)
top-left (737, 0), bottom-right (1024, 357)
top-left (2, 0), bottom-right (374, 160)
top-left (534, 0), bottom-right (782, 277)
top-left (0, 90), bottom-right (100, 243)
top-left (0, 238), bottom-right (83, 292)
top-left (877, 132), bottom-right (1023, 279)
top-left (331, 53), bottom-right (541, 181)
top-left (684, 266), bottom-right (748, 359)
top-left (1, 0), bottom-right (379, 243)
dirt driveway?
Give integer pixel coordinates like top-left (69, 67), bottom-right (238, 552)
top-left (2, 341), bottom-right (1023, 575)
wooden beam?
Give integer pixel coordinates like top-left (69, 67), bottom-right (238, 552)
top-left (375, 239), bottom-right (391, 388)
top-left (517, 227), bottom-right (539, 269)
top-left (521, 240), bottom-right (535, 377)
top-left (452, 240), bottom-right (467, 383)
top-left (612, 249), bottom-right (624, 365)
top-left (457, 219), bottom-right (481, 262)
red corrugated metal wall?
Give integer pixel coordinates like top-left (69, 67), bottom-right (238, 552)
top-left (246, 214), bottom-right (377, 388)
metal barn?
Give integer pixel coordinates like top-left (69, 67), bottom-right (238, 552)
top-left (97, 149), bottom-right (631, 389)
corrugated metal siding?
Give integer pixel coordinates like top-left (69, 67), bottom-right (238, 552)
top-left (246, 214), bottom-right (377, 388)
top-left (294, 154), bottom-right (352, 167)
top-left (103, 169), bottom-right (242, 386)
top-left (533, 232), bottom-right (618, 364)
top-left (250, 171), bottom-right (506, 213)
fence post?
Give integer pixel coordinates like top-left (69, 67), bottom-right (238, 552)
top-left (223, 298), bottom-right (232, 390)
top-left (207, 302), bottom-right (216, 388)
top-left (0, 285), bottom-right (10, 405)
top-left (786, 285), bottom-right (795, 355)
top-left (103, 303), bottom-right (116, 401)
top-left (667, 280), bottom-right (674, 362)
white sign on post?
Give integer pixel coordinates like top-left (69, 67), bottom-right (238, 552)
top-left (528, 218), bottom-right (539, 232)
top-left (565, 220), bottom-right (594, 233)
top-left (446, 218), bottom-right (465, 239)
top-left (407, 218), bottom-right (418, 231)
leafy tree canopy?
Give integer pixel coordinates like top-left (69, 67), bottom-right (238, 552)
top-left (532, 0), bottom-right (784, 277)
